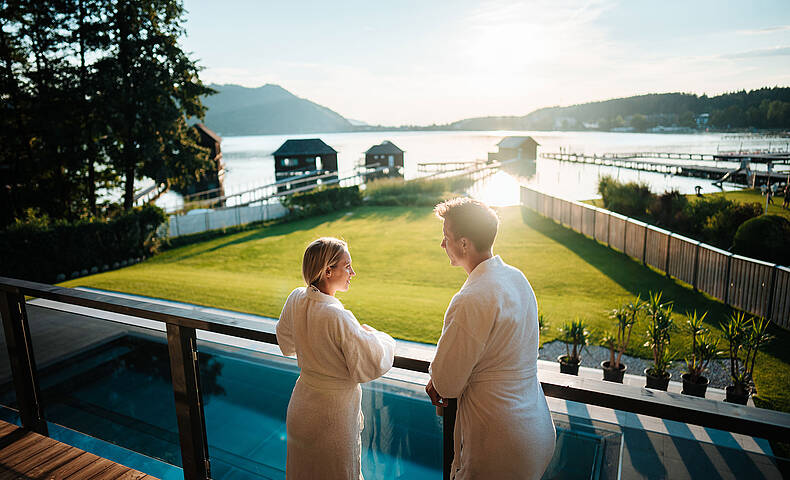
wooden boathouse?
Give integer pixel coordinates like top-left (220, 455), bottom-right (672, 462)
top-left (272, 139), bottom-right (338, 179)
top-left (491, 136), bottom-right (539, 161)
top-left (364, 141), bottom-right (404, 170)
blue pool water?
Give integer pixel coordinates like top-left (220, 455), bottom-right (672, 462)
top-left (0, 333), bottom-right (609, 479)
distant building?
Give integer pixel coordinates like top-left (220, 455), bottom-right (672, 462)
top-left (493, 136), bottom-right (539, 161)
top-left (176, 123), bottom-right (225, 201)
top-left (365, 141), bottom-right (404, 169)
top-left (696, 113), bottom-right (710, 128)
top-left (272, 139), bottom-right (338, 180)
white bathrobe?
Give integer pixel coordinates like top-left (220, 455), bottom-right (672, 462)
top-left (277, 286), bottom-right (396, 480)
top-left (430, 255), bottom-right (556, 480)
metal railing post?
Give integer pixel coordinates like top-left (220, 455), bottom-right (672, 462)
top-left (0, 292), bottom-right (48, 435)
top-left (442, 398), bottom-right (457, 480)
top-left (166, 324), bottom-right (211, 480)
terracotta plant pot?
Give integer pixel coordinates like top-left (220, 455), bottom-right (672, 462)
top-left (558, 355), bottom-right (580, 375)
top-left (681, 373), bottom-right (709, 398)
top-left (644, 368), bottom-right (671, 391)
top-left (725, 385), bottom-right (749, 405)
top-left (601, 361), bottom-right (626, 383)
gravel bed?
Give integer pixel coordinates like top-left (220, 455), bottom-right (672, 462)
top-left (539, 341), bottom-right (732, 388)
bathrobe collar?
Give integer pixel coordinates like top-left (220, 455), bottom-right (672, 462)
top-left (307, 285), bottom-right (343, 306)
top-left (466, 255), bottom-right (503, 285)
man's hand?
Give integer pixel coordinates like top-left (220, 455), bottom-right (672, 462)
top-left (425, 379), bottom-right (449, 407)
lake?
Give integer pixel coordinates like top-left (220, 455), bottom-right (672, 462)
top-left (156, 130), bottom-right (790, 210)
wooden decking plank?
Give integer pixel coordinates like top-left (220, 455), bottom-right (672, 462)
top-left (0, 421), bottom-right (155, 480)
top-left (0, 431), bottom-right (40, 456)
top-left (0, 434), bottom-right (54, 466)
top-left (19, 448), bottom-right (86, 479)
top-left (45, 451), bottom-right (101, 479)
top-left (0, 442), bottom-right (71, 480)
top-left (0, 423), bottom-right (18, 437)
top-left (114, 469), bottom-right (149, 480)
top-left (87, 462), bottom-right (131, 480)
top-left (63, 457), bottom-right (115, 480)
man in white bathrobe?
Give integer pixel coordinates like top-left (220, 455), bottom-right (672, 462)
top-left (427, 198), bottom-right (556, 480)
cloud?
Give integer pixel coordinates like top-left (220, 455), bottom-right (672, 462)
top-left (737, 25), bottom-right (790, 35)
top-left (723, 46), bottom-right (790, 59)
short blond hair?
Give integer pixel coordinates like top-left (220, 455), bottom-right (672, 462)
top-left (434, 197), bottom-right (499, 252)
top-left (302, 237), bottom-right (348, 287)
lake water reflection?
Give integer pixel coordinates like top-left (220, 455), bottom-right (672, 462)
top-left (157, 131), bottom-right (789, 209)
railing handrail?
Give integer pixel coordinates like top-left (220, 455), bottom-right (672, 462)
top-left (3, 275), bottom-right (790, 441)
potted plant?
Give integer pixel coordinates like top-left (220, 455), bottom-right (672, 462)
top-left (601, 296), bottom-right (644, 383)
top-left (643, 291), bottom-right (675, 390)
top-left (558, 318), bottom-right (589, 375)
top-left (722, 312), bottom-right (772, 405)
top-left (681, 311), bottom-right (721, 397)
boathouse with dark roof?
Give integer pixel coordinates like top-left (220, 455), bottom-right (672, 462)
top-left (364, 140), bottom-right (404, 169)
top-left (272, 138), bottom-right (338, 179)
top-left (175, 123), bottom-right (225, 200)
top-left (494, 136), bottom-right (539, 161)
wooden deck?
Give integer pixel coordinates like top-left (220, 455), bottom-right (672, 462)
top-left (0, 420), bottom-right (156, 480)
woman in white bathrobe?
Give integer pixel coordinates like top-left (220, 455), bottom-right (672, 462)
top-left (277, 237), bottom-right (396, 480)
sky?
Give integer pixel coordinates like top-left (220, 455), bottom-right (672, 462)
top-left (182, 0), bottom-right (790, 126)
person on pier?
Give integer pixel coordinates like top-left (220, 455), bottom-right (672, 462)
top-left (277, 237), bottom-right (396, 480)
top-left (426, 198), bottom-right (556, 479)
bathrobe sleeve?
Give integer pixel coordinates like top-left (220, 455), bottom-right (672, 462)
top-left (276, 289), bottom-right (297, 356)
top-left (336, 309), bottom-right (396, 383)
top-left (429, 298), bottom-right (487, 398)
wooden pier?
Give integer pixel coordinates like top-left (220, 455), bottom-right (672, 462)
top-left (540, 152), bottom-right (789, 185)
top-left (416, 159), bottom-right (489, 174)
top-left (0, 420), bottom-right (155, 480)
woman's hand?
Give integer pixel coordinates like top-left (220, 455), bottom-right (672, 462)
top-left (425, 379), bottom-right (448, 407)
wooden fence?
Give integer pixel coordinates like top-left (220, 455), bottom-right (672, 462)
top-left (520, 186), bottom-right (790, 329)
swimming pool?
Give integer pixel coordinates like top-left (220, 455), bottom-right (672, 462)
top-left (0, 332), bottom-right (614, 479)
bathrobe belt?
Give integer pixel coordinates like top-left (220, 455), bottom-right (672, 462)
top-left (468, 366), bottom-right (537, 384)
top-left (299, 369), bottom-right (358, 390)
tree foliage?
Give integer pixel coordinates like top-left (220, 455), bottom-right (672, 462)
top-left (0, 0), bottom-right (214, 227)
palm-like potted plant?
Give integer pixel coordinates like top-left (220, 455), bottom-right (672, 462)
top-left (722, 312), bottom-right (772, 405)
top-left (601, 296), bottom-right (644, 383)
top-left (643, 291), bottom-right (675, 390)
top-left (558, 318), bottom-right (589, 375)
top-left (681, 311), bottom-right (721, 397)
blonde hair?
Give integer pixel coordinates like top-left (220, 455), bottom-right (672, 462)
top-left (302, 237), bottom-right (348, 287)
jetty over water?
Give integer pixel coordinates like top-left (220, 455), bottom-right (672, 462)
top-left (541, 151), bottom-right (790, 186)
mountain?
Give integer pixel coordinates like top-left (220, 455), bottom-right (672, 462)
top-left (201, 84), bottom-right (353, 136)
top-left (445, 88), bottom-right (790, 132)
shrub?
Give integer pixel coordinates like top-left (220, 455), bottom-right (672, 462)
top-left (280, 185), bottom-right (362, 217)
top-left (731, 215), bottom-right (790, 265)
top-left (702, 201), bottom-right (762, 249)
top-left (0, 204), bottom-right (167, 283)
top-left (647, 190), bottom-right (689, 230)
top-left (364, 176), bottom-right (474, 206)
top-left (597, 175), bottom-right (654, 218)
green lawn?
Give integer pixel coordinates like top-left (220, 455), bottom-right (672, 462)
top-left (61, 205), bottom-right (790, 412)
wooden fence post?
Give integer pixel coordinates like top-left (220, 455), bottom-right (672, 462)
top-left (692, 242), bottom-right (701, 291)
top-left (724, 253), bottom-right (732, 305)
top-left (767, 265), bottom-right (778, 322)
top-left (664, 234), bottom-right (672, 277)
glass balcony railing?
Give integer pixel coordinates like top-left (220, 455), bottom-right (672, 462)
top-left (0, 277), bottom-right (788, 480)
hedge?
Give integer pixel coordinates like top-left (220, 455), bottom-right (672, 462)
top-left (0, 204), bottom-right (167, 283)
top-left (280, 185), bottom-right (363, 217)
